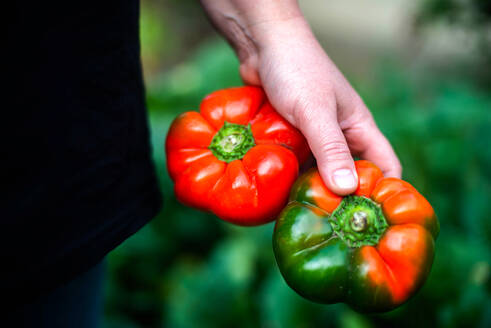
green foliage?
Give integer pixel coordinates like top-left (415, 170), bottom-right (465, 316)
top-left (418, 0), bottom-right (491, 24)
top-left (417, 0), bottom-right (491, 85)
top-left (105, 38), bottom-right (491, 327)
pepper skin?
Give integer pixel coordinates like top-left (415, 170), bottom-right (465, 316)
top-left (273, 160), bottom-right (439, 312)
top-left (166, 86), bottom-right (310, 226)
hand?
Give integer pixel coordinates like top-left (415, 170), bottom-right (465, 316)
top-left (200, 0), bottom-right (402, 195)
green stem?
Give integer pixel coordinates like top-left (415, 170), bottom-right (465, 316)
top-left (208, 122), bottom-right (256, 162)
top-left (329, 196), bottom-right (388, 248)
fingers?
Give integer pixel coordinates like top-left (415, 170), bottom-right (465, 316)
top-left (359, 125), bottom-right (402, 178)
top-left (296, 105), bottom-right (358, 196)
top-left (336, 89), bottom-right (402, 179)
top-left (340, 108), bottom-right (402, 179)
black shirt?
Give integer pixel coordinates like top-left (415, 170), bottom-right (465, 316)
top-left (4, 0), bottom-right (162, 302)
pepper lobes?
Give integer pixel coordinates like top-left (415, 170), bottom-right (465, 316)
top-left (273, 160), bottom-right (439, 312)
top-left (166, 86), bottom-right (310, 226)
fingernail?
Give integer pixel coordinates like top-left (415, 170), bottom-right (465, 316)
top-left (333, 169), bottom-right (357, 190)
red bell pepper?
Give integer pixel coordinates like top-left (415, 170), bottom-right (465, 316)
top-left (165, 86), bottom-right (310, 225)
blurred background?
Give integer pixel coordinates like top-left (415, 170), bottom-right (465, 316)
top-left (104, 0), bottom-right (491, 327)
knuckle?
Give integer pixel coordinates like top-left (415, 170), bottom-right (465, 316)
top-left (295, 107), bottom-right (314, 130)
top-left (291, 96), bottom-right (314, 127)
top-left (319, 140), bottom-right (351, 162)
top-left (292, 95), bottom-right (336, 129)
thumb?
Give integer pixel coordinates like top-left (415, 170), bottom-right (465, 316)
top-left (297, 107), bottom-right (358, 196)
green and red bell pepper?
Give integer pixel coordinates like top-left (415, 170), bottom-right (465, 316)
top-left (273, 160), bottom-right (439, 312)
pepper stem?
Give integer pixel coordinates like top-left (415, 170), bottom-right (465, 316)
top-left (351, 211), bottom-right (368, 232)
top-left (208, 122), bottom-right (256, 162)
top-left (329, 196), bottom-right (388, 248)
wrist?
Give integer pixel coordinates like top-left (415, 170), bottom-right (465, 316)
top-left (247, 16), bottom-right (312, 51)
top-left (200, 0), bottom-right (309, 63)
top-left (235, 16), bottom-right (314, 86)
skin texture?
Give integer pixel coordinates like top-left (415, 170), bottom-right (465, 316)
top-left (200, 0), bottom-right (402, 196)
top-left (166, 86), bottom-right (310, 226)
top-left (273, 160), bottom-right (439, 312)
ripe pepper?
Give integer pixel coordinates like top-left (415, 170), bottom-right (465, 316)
top-left (273, 160), bottom-right (439, 312)
top-left (166, 86), bottom-right (310, 226)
